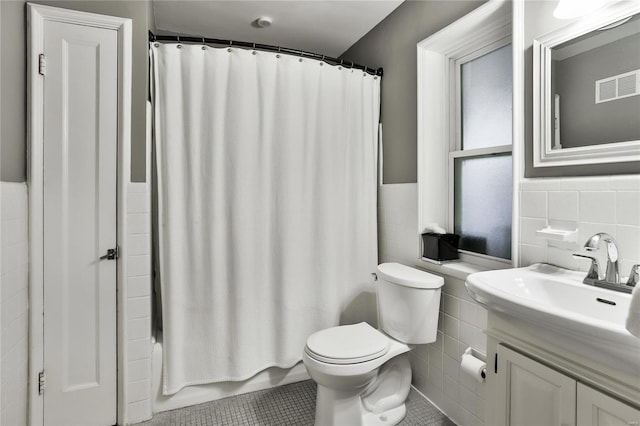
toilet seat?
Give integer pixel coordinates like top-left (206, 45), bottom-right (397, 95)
top-left (305, 322), bottom-right (390, 365)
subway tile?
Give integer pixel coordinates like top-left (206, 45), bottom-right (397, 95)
top-left (127, 399), bottom-right (152, 424)
top-left (459, 300), bottom-right (478, 325)
top-left (610, 175), bottom-right (640, 191)
top-left (128, 338), bottom-right (152, 361)
top-left (128, 275), bottom-right (151, 298)
top-left (127, 379), bottom-right (151, 404)
top-left (460, 385), bottom-right (476, 415)
top-left (579, 191), bottom-right (616, 224)
top-left (547, 247), bottom-right (578, 270)
top-left (616, 191), bottom-right (640, 226)
top-left (128, 182), bottom-right (148, 194)
top-left (443, 294), bottom-right (460, 318)
top-left (443, 314), bottom-right (459, 339)
top-left (443, 355), bottom-right (459, 381)
top-left (520, 217), bottom-right (547, 246)
top-left (128, 317), bottom-right (151, 340)
top-left (128, 192), bottom-right (150, 214)
top-left (520, 191), bottom-right (547, 218)
top-left (519, 243), bottom-right (547, 267)
top-left (428, 345), bottom-right (444, 370)
top-left (443, 374), bottom-right (459, 400)
top-left (128, 255), bottom-right (151, 277)
top-left (127, 296), bottom-right (151, 320)
top-left (128, 213), bottom-right (151, 235)
top-left (616, 226), bottom-right (640, 263)
top-left (444, 335), bottom-right (461, 360)
top-left (477, 308), bottom-right (488, 331)
top-left (128, 235), bottom-right (151, 256)
top-left (548, 191), bottom-right (578, 221)
top-left (427, 365), bottom-right (444, 391)
top-left (459, 322), bottom-right (477, 347)
top-left (128, 359), bottom-right (151, 383)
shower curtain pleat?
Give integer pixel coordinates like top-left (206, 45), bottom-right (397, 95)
top-left (151, 43), bottom-right (380, 395)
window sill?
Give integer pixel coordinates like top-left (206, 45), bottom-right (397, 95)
top-left (417, 257), bottom-right (492, 281)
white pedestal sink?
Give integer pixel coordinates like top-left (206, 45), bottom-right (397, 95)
top-left (466, 263), bottom-right (640, 375)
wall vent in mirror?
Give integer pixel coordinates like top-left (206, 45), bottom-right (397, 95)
top-left (596, 69), bottom-right (639, 103)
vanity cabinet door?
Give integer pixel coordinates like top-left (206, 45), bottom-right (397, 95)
top-left (496, 344), bottom-right (576, 426)
top-left (577, 383), bottom-right (640, 426)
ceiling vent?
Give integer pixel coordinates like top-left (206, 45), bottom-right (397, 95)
top-left (595, 69), bottom-right (639, 103)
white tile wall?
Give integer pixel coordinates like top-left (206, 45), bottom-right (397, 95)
top-left (1, 183), bottom-right (29, 426)
top-left (519, 175), bottom-right (640, 274)
top-left (126, 182), bottom-right (153, 424)
top-left (378, 183), bottom-right (487, 426)
top-left (380, 175), bottom-right (640, 425)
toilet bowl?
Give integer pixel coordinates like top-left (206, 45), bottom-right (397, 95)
top-left (303, 263), bottom-right (444, 426)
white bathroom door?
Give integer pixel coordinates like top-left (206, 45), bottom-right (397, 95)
top-left (41, 17), bottom-right (118, 426)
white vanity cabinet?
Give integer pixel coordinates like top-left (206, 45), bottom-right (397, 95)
top-left (492, 343), bottom-right (640, 426)
top-left (577, 383), bottom-right (640, 426)
top-left (495, 344), bottom-right (576, 426)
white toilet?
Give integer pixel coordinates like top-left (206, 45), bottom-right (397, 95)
top-left (303, 262), bottom-right (444, 426)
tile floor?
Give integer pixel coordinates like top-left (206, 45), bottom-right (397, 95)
top-left (139, 380), bottom-right (455, 425)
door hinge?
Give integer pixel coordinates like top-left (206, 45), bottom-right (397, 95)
top-left (494, 353), bottom-right (498, 374)
top-left (38, 54), bottom-right (46, 76)
top-left (38, 370), bottom-right (46, 395)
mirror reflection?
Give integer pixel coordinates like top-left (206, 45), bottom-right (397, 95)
top-left (551, 14), bottom-right (640, 150)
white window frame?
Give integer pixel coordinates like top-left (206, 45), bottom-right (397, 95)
top-left (450, 40), bottom-right (513, 265)
top-left (417, 0), bottom-right (514, 270)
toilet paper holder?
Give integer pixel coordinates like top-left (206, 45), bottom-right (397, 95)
top-left (462, 347), bottom-right (486, 382)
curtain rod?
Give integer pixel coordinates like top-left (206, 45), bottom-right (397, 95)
top-left (149, 31), bottom-right (383, 77)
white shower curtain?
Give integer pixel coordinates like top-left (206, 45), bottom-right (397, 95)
top-left (151, 43), bottom-right (380, 395)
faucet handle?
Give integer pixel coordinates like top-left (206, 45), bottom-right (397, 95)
top-left (626, 264), bottom-right (639, 288)
top-left (573, 253), bottom-right (600, 281)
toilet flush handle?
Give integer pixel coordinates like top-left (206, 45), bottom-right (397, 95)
top-left (371, 272), bottom-right (378, 282)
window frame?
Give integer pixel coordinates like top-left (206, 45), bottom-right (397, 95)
top-left (449, 40), bottom-right (513, 265)
top-left (416, 0), bottom-right (514, 270)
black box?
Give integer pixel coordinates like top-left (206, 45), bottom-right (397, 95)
top-left (422, 233), bottom-right (460, 262)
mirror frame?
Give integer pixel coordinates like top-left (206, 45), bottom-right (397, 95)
top-left (533, 1), bottom-right (640, 168)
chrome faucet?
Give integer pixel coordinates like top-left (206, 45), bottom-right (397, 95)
top-left (584, 232), bottom-right (619, 283)
top-left (573, 233), bottom-right (637, 294)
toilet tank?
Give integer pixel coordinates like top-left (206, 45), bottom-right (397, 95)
top-left (376, 263), bottom-right (444, 344)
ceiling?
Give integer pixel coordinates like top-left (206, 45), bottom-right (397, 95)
top-left (151, 1), bottom-right (404, 58)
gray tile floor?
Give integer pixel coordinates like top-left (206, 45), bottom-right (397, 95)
top-left (140, 380), bottom-right (455, 426)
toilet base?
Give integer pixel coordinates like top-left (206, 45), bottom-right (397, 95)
top-left (314, 386), bottom-right (407, 426)
top-left (311, 354), bottom-right (411, 426)
top-left (362, 404), bottom-right (407, 426)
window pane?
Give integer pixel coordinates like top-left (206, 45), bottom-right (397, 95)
top-left (454, 154), bottom-right (512, 259)
top-left (461, 44), bottom-right (513, 150)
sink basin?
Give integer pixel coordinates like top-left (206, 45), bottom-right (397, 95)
top-left (466, 263), bottom-right (640, 374)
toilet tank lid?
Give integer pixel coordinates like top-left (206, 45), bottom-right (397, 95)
top-left (377, 263), bottom-right (444, 289)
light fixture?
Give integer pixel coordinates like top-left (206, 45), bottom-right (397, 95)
top-left (252, 16), bottom-right (273, 28)
top-left (553, 0), bottom-right (606, 19)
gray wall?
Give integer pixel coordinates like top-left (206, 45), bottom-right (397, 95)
top-left (0, 0), bottom-right (150, 182)
top-left (340, 0), bottom-right (486, 184)
top-left (555, 33), bottom-right (640, 148)
top-left (524, 1), bottom-right (639, 177)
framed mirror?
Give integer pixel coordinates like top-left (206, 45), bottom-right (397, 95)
top-left (533, 2), bottom-right (640, 167)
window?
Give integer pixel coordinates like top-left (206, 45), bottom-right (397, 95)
top-left (452, 43), bottom-right (513, 261)
top-left (417, 1), bottom-right (513, 268)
